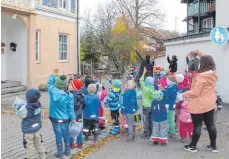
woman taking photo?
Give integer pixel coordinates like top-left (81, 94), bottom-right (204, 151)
top-left (184, 55), bottom-right (218, 153)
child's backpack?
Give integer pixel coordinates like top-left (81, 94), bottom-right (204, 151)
top-left (72, 92), bottom-right (85, 120)
top-left (12, 97), bottom-right (27, 119)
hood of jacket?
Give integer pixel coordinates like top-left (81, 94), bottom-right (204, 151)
top-left (198, 71), bottom-right (218, 85)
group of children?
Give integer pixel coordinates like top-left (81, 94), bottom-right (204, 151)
top-left (15, 69), bottom-right (109, 159)
top-left (15, 64), bottom-right (223, 158)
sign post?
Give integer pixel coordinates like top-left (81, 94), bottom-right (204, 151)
top-left (210, 26), bottom-right (229, 46)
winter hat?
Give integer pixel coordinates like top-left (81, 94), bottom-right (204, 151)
top-left (87, 84), bottom-right (97, 94)
top-left (71, 79), bottom-right (83, 91)
top-left (160, 71), bottom-right (167, 77)
top-left (127, 80), bottom-right (136, 90)
top-left (55, 74), bottom-right (67, 90)
top-left (155, 66), bottom-right (161, 71)
top-left (167, 75), bottom-right (177, 83)
top-left (175, 74), bottom-right (184, 83)
top-left (26, 89), bottom-right (41, 103)
top-left (112, 80), bottom-right (122, 89)
top-left (167, 75), bottom-right (176, 86)
top-left (145, 76), bottom-right (155, 86)
top-left (154, 91), bottom-right (164, 101)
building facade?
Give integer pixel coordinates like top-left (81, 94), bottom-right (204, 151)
top-left (1, 0), bottom-right (79, 89)
top-left (155, 0), bottom-right (229, 103)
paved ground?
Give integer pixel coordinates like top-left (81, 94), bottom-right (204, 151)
top-left (86, 106), bottom-right (229, 159)
top-left (1, 114), bottom-right (110, 159)
top-left (1, 79), bottom-right (113, 159)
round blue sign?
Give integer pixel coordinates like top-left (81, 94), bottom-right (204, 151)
top-left (210, 26), bottom-right (229, 45)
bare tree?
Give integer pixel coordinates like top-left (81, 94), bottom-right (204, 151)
top-left (112, 0), bottom-right (164, 28)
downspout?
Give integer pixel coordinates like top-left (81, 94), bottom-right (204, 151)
top-left (76, 0), bottom-right (80, 74)
top-left (187, 3), bottom-right (189, 34)
top-left (198, 0), bottom-right (201, 33)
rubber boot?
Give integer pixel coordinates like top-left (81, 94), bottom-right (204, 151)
top-left (54, 144), bottom-right (63, 158)
top-left (64, 143), bottom-right (71, 157)
top-left (110, 126), bottom-right (120, 135)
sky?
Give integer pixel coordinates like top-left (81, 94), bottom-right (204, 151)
top-left (80, 0), bottom-right (187, 33)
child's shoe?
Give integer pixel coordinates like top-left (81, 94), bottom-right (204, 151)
top-left (152, 138), bottom-right (159, 146)
top-left (77, 143), bottom-right (83, 149)
top-left (159, 139), bottom-right (167, 146)
top-left (140, 133), bottom-right (150, 139)
top-left (180, 137), bottom-right (186, 143)
top-left (110, 126), bottom-right (120, 135)
top-left (126, 135), bottom-right (134, 142)
top-left (99, 117), bottom-right (106, 129)
top-left (168, 133), bottom-right (176, 139)
top-left (70, 143), bottom-right (75, 149)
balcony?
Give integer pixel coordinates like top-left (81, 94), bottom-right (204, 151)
top-left (35, 0), bottom-right (76, 16)
top-left (188, 1), bottom-right (214, 17)
top-left (1, 0), bottom-right (35, 12)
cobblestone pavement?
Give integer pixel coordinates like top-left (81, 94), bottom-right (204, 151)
top-left (1, 114), bottom-right (110, 159)
top-left (87, 106), bottom-right (229, 159)
top-left (1, 79), bottom-right (114, 159)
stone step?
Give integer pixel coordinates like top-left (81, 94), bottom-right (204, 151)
top-left (1, 81), bottom-right (22, 89)
top-left (1, 85), bottom-right (27, 95)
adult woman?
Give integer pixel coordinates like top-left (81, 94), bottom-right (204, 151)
top-left (186, 49), bottom-right (203, 72)
top-left (184, 55), bottom-right (218, 153)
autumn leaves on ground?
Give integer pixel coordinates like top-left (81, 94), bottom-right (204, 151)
top-left (72, 108), bottom-right (143, 159)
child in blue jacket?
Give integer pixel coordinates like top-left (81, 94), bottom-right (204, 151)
top-left (83, 84), bottom-right (100, 144)
top-left (47, 69), bottom-right (76, 158)
top-left (68, 79), bottom-right (85, 149)
top-left (151, 91), bottom-right (167, 146)
top-left (164, 75), bottom-right (180, 139)
top-left (21, 89), bottom-right (46, 159)
top-left (106, 79), bottom-right (122, 135)
top-left (121, 80), bottom-right (139, 141)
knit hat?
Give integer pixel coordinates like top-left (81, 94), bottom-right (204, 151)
top-left (87, 84), bottom-right (97, 94)
top-left (154, 91), bottom-right (163, 101)
top-left (71, 79), bottom-right (83, 91)
top-left (155, 66), bottom-right (161, 71)
top-left (55, 74), bottom-right (67, 90)
top-left (126, 80), bottom-right (136, 90)
top-left (26, 89), bottom-right (41, 103)
top-left (175, 74), bottom-right (184, 83)
top-left (160, 71), bottom-right (167, 77)
top-left (167, 75), bottom-right (177, 83)
top-left (145, 76), bottom-right (155, 86)
top-left (112, 80), bottom-right (122, 89)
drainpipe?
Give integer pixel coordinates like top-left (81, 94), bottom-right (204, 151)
top-left (198, 0), bottom-right (201, 33)
top-left (76, 0), bottom-right (80, 74)
top-left (187, 3), bottom-right (189, 34)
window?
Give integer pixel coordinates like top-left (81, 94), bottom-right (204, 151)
top-left (35, 30), bottom-right (40, 63)
top-left (203, 18), bottom-right (213, 29)
top-left (59, 33), bottom-right (68, 62)
top-left (59, 0), bottom-right (67, 9)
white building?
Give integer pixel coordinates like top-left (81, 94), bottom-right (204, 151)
top-left (155, 0), bottom-right (229, 103)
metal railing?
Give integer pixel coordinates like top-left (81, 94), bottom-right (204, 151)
top-left (1, 0), bottom-right (35, 9)
top-left (188, 1), bottom-right (214, 16)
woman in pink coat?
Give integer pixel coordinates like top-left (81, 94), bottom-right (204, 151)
top-left (184, 55), bottom-right (218, 153)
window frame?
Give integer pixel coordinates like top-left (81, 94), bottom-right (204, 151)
top-left (58, 33), bottom-right (69, 63)
top-left (59, 0), bottom-right (67, 10)
top-left (202, 17), bottom-right (213, 29)
top-left (35, 30), bottom-right (41, 64)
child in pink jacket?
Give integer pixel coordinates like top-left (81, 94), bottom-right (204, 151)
top-left (97, 84), bottom-right (107, 129)
top-left (179, 101), bottom-right (193, 143)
